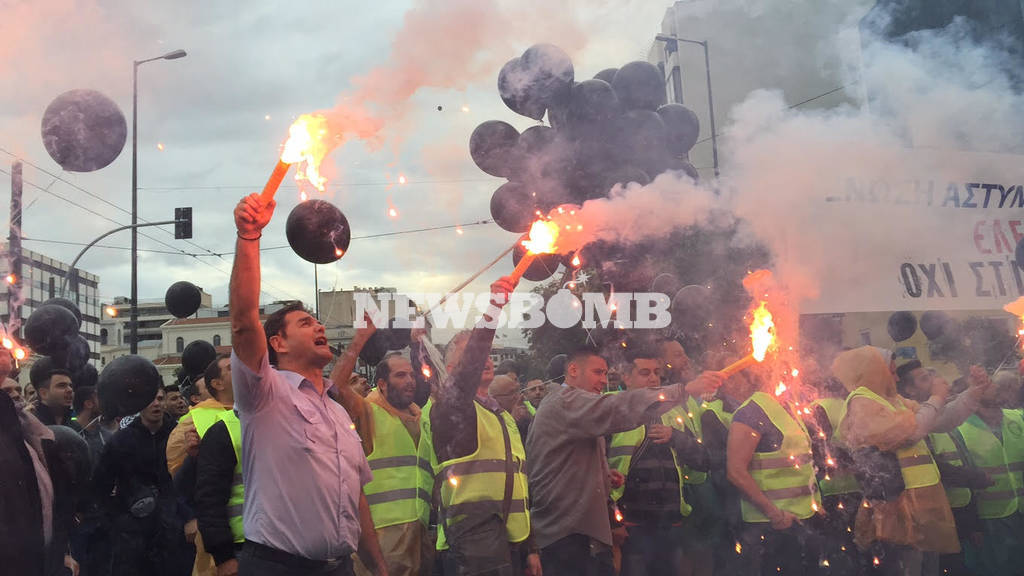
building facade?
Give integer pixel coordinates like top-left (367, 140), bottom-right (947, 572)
top-left (0, 244), bottom-right (101, 361)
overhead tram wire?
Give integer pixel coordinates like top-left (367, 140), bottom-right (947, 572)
top-left (0, 167), bottom-right (301, 302)
top-left (0, 148), bottom-right (226, 260)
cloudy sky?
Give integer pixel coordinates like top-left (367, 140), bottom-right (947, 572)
top-left (0, 0), bottom-right (671, 326)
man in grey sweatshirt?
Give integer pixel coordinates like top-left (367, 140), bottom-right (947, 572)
top-left (525, 348), bottom-right (723, 576)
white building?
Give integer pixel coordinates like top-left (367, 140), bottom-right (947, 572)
top-left (0, 244), bottom-right (101, 362)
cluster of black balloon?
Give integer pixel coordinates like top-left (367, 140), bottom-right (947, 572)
top-left (473, 44), bottom-right (701, 282)
top-left (23, 298), bottom-right (95, 387)
top-left (886, 310), bottom-right (957, 342)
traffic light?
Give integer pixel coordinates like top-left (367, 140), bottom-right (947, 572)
top-left (175, 207), bottom-right (193, 240)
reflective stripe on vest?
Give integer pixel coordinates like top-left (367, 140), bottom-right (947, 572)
top-left (682, 396), bottom-right (707, 485)
top-left (810, 397), bottom-right (861, 497)
top-left (183, 405), bottom-right (230, 438)
top-left (365, 402), bottom-right (427, 529)
top-left (435, 402), bottom-right (530, 546)
top-left (957, 410), bottom-right (1024, 519)
top-left (607, 404), bottom-right (692, 518)
top-left (927, 432), bottom-right (971, 509)
top-left (845, 387), bottom-right (940, 490)
top-left (525, 402), bottom-right (536, 417)
top-left (739, 392), bottom-right (820, 523)
top-left (416, 399), bottom-right (437, 529)
top-left (217, 410), bottom-right (246, 544)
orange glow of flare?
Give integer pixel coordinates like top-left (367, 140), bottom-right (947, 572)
top-left (750, 301), bottom-right (776, 362)
top-left (509, 220), bottom-right (561, 283)
top-left (571, 254), bottom-right (581, 267)
top-left (775, 382), bottom-right (788, 396)
top-left (13, 348), bottom-right (26, 361)
top-left (614, 507), bottom-right (624, 523)
top-left (1, 338), bottom-right (11, 349)
top-left (422, 365), bottom-right (432, 379)
top-left (735, 542), bottom-right (742, 555)
top-left (281, 114), bottom-right (330, 193)
top-left (5, 274), bottom-right (15, 285)
top-left (105, 306), bottom-right (118, 317)
top-left (521, 220), bottom-right (559, 255)
top-left (388, 207), bottom-right (399, 218)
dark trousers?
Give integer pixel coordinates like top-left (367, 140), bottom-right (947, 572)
top-left (540, 534), bottom-right (614, 576)
top-left (441, 543), bottom-right (524, 576)
top-left (238, 542), bottom-right (355, 576)
top-left (736, 521), bottom-right (826, 576)
top-left (619, 524), bottom-right (683, 576)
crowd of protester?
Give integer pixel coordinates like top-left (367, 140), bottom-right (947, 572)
top-left (2, 194), bottom-right (1023, 576)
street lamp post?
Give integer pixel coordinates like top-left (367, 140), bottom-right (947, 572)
top-left (131, 49), bottom-right (186, 354)
top-left (655, 34), bottom-right (719, 178)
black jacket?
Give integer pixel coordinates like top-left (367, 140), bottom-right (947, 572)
top-left (92, 415), bottom-right (177, 528)
top-left (194, 419), bottom-right (238, 565)
top-left (0, 394), bottom-right (75, 576)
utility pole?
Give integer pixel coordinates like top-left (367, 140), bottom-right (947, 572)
top-left (8, 161), bottom-right (23, 337)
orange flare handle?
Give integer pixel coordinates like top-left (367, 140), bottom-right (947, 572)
top-left (721, 354), bottom-right (758, 377)
top-left (508, 253), bottom-right (536, 284)
top-left (261, 160), bottom-right (292, 204)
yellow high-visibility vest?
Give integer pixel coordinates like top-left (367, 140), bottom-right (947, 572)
top-left (738, 392), bottom-right (821, 523)
top-left (607, 404), bottom-right (692, 518)
top-left (810, 397), bottom-right (861, 496)
top-left (844, 387), bottom-right (940, 490)
top-left (957, 410), bottom-right (1024, 519)
top-left (364, 402), bottom-right (429, 529)
top-left (927, 432), bottom-right (972, 509)
top-left (216, 411), bottom-right (245, 544)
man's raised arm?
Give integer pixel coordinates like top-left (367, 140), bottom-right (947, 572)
top-left (230, 194), bottom-right (275, 372)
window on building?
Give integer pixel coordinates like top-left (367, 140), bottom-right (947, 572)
top-left (176, 337), bottom-right (184, 353)
top-left (48, 276), bottom-right (55, 299)
top-left (213, 334), bottom-right (221, 346)
top-left (859, 330), bottom-right (872, 346)
top-left (100, 328), bottom-right (108, 345)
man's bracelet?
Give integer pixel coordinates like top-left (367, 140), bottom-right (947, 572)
top-left (237, 231), bottom-right (262, 241)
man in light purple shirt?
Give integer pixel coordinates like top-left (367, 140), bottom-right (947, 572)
top-left (230, 193), bottom-right (388, 576)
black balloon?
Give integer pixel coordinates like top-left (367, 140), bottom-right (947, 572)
top-left (182, 340), bottom-right (217, 377)
top-left (664, 157), bottom-right (699, 181)
top-left (520, 44), bottom-right (574, 109)
top-left (569, 138), bottom-right (619, 202)
top-left (920, 311), bottom-right (953, 340)
top-left (286, 199), bottom-right (351, 264)
top-left (469, 120), bottom-right (520, 178)
top-left (886, 311), bottom-right (918, 342)
top-left (165, 281), bottom-right (203, 318)
top-left (98, 355), bottom-right (160, 418)
top-left (618, 109), bottom-right (670, 177)
top-left (594, 68), bottom-right (618, 84)
top-left (545, 354), bottom-right (567, 384)
top-left (29, 356), bottom-right (57, 387)
top-left (498, 57), bottom-right (546, 121)
top-left (24, 304), bottom-right (79, 356)
top-left (612, 61), bottom-right (667, 111)
top-left (72, 363), bottom-right (99, 390)
top-left (51, 335), bottom-right (90, 374)
top-left (360, 331), bottom-right (391, 366)
top-left (42, 297), bottom-right (82, 328)
top-left (567, 79), bottom-right (621, 134)
top-left (602, 165), bottom-right (651, 192)
top-left (512, 236), bottom-right (561, 282)
top-left (658, 103), bottom-right (701, 156)
top-left (47, 425), bottom-right (92, 496)
top-left (490, 182), bottom-right (538, 233)
top-left (41, 89), bottom-right (127, 172)
top-left (385, 317), bottom-right (412, 351)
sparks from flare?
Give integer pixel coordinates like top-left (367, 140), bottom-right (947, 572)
top-left (509, 220), bottom-right (561, 283)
